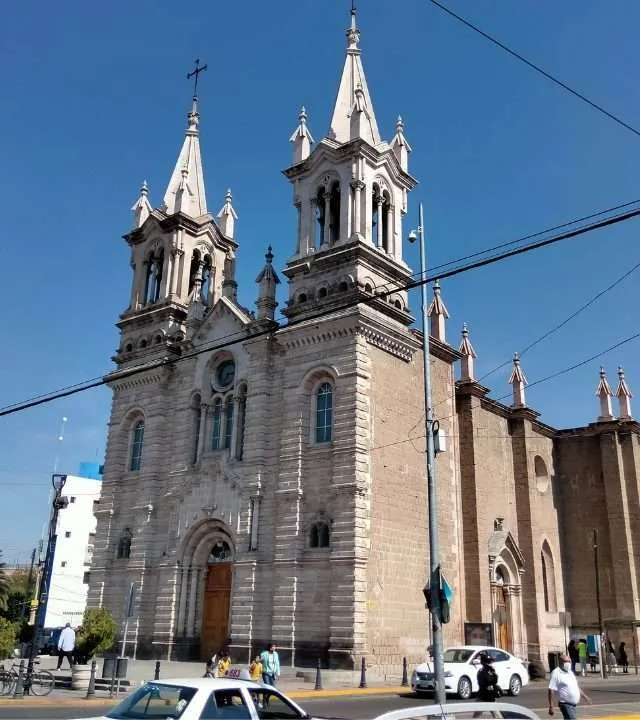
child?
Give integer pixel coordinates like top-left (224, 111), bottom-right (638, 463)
top-left (249, 655), bottom-right (263, 682)
top-left (217, 650), bottom-right (231, 677)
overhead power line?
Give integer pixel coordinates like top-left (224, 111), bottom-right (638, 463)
top-left (1, 203), bottom-right (639, 419)
top-left (427, 0), bottom-right (640, 139)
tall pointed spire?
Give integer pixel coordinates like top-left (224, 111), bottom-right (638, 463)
top-left (509, 353), bottom-right (528, 409)
top-left (217, 189), bottom-right (238, 239)
top-left (458, 324), bottom-right (478, 383)
top-left (329, 3), bottom-right (381, 145)
top-left (427, 280), bottom-right (450, 343)
top-left (290, 106), bottom-right (315, 163)
top-left (595, 366), bottom-right (614, 421)
top-left (616, 366), bottom-right (633, 419)
top-left (163, 95), bottom-right (208, 218)
top-left (131, 180), bottom-right (152, 229)
top-left (256, 246), bottom-right (281, 321)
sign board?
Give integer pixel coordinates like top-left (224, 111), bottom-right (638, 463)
top-left (465, 622), bottom-right (493, 647)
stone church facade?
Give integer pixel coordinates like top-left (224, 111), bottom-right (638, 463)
top-left (89, 10), bottom-right (640, 670)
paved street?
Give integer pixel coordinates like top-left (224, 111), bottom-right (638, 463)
top-left (1, 677), bottom-right (639, 720)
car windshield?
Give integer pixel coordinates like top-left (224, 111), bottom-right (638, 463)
top-left (107, 683), bottom-right (197, 719)
top-left (443, 648), bottom-right (475, 663)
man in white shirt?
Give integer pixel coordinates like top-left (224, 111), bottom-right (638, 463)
top-left (548, 653), bottom-right (591, 719)
top-left (56, 623), bottom-right (76, 670)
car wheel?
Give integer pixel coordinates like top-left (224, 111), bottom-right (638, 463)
top-left (457, 676), bottom-right (472, 700)
top-left (508, 674), bottom-right (522, 696)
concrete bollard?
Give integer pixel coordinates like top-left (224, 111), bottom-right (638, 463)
top-left (86, 660), bottom-right (97, 699)
top-left (154, 661), bottom-right (161, 680)
top-left (12, 660), bottom-right (25, 698)
top-left (314, 658), bottom-right (323, 691)
top-left (358, 656), bottom-right (367, 689)
top-left (401, 656), bottom-right (409, 687)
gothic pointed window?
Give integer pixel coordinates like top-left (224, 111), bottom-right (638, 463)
top-left (329, 181), bottom-right (341, 245)
top-left (188, 249), bottom-right (201, 295)
top-left (224, 395), bottom-right (234, 450)
top-left (541, 541), bottom-right (557, 612)
top-left (201, 255), bottom-right (213, 304)
top-left (315, 382), bottom-right (333, 443)
top-left (130, 420), bottom-right (145, 472)
top-left (153, 249), bottom-right (164, 303)
top-left (235, 385), bottom-right (247, 461)
top-left (143, 254), bottom-right (154, 304)
top-left (310, 520), bottom-right (330, 548)
top-left (315, 187), bottom-right (326, 248)
top-left (117, 528), bottom-right (132, 559)
top-left (211, 397), bottom-right (223, 450)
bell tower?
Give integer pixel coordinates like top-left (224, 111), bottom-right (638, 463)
top-left (116, 67), bottom-right (239, 364)
top-left (282, 5), bottom-right (417, 325)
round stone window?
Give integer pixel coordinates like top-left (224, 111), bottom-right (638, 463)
top-left (214, 360), bottom-right (235, 390)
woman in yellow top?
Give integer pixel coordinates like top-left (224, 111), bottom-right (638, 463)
top-left (249, 656), bottom-right (263, 682)
top-left (217, 652), bottom-right (231, 677)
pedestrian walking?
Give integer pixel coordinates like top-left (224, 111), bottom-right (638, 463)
top-left (56, 623), bottom-right (75, 670)
top-left (548, 653), bottom-right (591, 719)
top-left (618, 642), bottom-right (629, 674)
top-left (260, 643), bottom-right (280, 686)
top-left (476, 653), bottom-right (502, 701)
top-left (576, 638), bottom-right (588, 676)
top-left (567, 640), bottom-right (578, 674)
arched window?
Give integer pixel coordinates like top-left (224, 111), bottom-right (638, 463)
top-left (208, 540), bottom-right (233, 563)
top-left (318, 287), bottom-right (328, 299)
top-left (201, 255), bottom-right (213, 304)
top-left (117, 529), bottom-right (132, 559)
top-left (329, 181), bottom-right (340, 245)
top-left (224, 396), bottom-right (234, 450)
top-left (211, 398), bottom-right (223, 450)
top-left (235, 385), bottom-right (247, 461)
top-left (372, 184), bottom-right (390, 251)
top-left (188, 249), bottom-right (201, 295)
top-left (315, 382), bottom-right (333, 443)
top-left (191, 395), bottom-right (202, 465)
top-left (535, 455), bottom-right (550, 493)
top-left (130, 420), bottom-right (145, 472)
top-left (315, 187), bottom-right (326, 248)
top-left (310, 521), bottom-right (330, 548)
top-left (541, 541), bottom-right (557, 612)
top-left (153, 248), bottom-right (164, 303)
top-left (143, 254), bottom-right (154, 304)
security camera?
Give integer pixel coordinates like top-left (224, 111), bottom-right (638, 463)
top-left (408, 230), bottom-right (417, 244)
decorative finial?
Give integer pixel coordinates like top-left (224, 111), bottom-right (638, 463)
top-left (509, 352), bottom-right (528, 409)
top-left (187, 58), bottom-right (208, 100)
top-left (616, 365), bottom-right (633, 419)
top-left (290, 106), bottom-right (315, 163)
top-left (427, 279), bottom-right (450, 343)
top-left (265, 245), bottom-right (274, 263)
top-left (397, 115), bottom-right (404, 131)
top-left (141, 180), bottom-right (149, 196)
top-left (256, 245), bottom-right (281, 321)
top-left (347, 0), bottom-right (360, 48)
top-left (299, 106), bottom-right (307, 123)
top-left (596, 366), bottom-right (615, 421)
top-left (459, 323), bottom-right (478, 383)
top-left (216, 188), bottom-right (238, 239)
top-left (131, 179), bottom-right (153, 228)
top-left (392, 114), bottom-right (412, 171)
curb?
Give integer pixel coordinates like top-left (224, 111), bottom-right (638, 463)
top-left (0, 686), bottom-right (410, 708)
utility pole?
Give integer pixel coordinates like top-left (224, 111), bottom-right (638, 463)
top-left (26, 475), bottom-right (68, 694)
top-left (19, 548), bottom-right (37, 625)
top-left (593, 528), bottom-right (606, 679)
top-left (410, 202), bottom-right (445, 705)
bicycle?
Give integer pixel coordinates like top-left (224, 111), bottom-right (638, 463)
top-left (0, 660), bottom-right (55, 696)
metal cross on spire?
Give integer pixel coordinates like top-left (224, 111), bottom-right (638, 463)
top-left (187, 58), bottom-right (208, 99)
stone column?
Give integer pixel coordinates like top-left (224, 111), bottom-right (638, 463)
top-left (351, 181), bottom-right (364, 239)
top-left (376, 197), bottom-right (383, 249)
top-left (386, 204), bottom-right (394, 255)
top-left (159, 250), bottom-right (172, 299)
top-left (321, 191), bottom-right (330, 249)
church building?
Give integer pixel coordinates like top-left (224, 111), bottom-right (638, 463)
top-left (89, 8), bottom-right (640, 670)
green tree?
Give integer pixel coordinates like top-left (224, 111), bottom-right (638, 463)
top-left (0, 618), bottom-right (17, 660)
top-left (1, 569), bottom-right (32, 623)
top-left (75, 607), bottom-right (118, 664)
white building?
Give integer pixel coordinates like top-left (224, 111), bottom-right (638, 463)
top-left (43, 466), bottom-right (102, 629)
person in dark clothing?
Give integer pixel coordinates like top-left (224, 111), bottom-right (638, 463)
top-left (619, 642), bottom-right (629, 674)
top-left (477, 653), bottom-right (501, 702)
top-left (567, 640), bottom-right (578, 674)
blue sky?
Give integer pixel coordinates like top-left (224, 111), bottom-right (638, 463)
top-left (1, 0), bottom-right (640, 562)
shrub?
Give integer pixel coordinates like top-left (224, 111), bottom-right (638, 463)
top-left (0, 618), bottom-right (17, 659)
top-left (74, 608), bottom-right (118, 664)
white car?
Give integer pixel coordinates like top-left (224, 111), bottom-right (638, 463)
top-left (374, 702), bottom-right (541, 720)
top-left (412, 645), bottom-right (530, 700)
top-left (77, 676), bottom-right (315, 720)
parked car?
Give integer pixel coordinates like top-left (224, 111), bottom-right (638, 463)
top-left (412, 645), bottom-right (530, 699)
top-left (75, 676), bottom-right (316, 720)
top-left (374, 702), bottom-right (541, 720)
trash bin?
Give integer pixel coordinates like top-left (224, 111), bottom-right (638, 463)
top-left (116, 657), bottom-right (128, 679)
top-left (548, 651), bottom-right (562, 672)
top-left (102, 656), bottom-right (116, 679)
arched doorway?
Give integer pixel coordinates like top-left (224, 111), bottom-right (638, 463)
top-left (492, 567), bottom-right (511, 650)
top-left (201, 540), bottom-right (233, 660)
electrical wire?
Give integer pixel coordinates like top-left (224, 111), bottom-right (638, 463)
top-left (427, 0), bottom-right (640, 139)
top-left (1, 203), bottom-right (639, 419)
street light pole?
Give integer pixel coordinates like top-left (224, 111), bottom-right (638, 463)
top-left (593, 529), bottom-right (607, 679)
top-left (412, 202), bottom-right (446, 705)
top-left (26, 474), bottom-right (68, 693)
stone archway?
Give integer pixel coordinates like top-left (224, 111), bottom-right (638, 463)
top-left (176, 520), bottom-right (235, 660)
top-left (488, 524), bottom-right (525, 655)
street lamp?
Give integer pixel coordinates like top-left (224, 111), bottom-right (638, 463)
top-left (409, 202), bottom-right (446, 705)
top-left (25, 474), bottom-right (68, 693)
